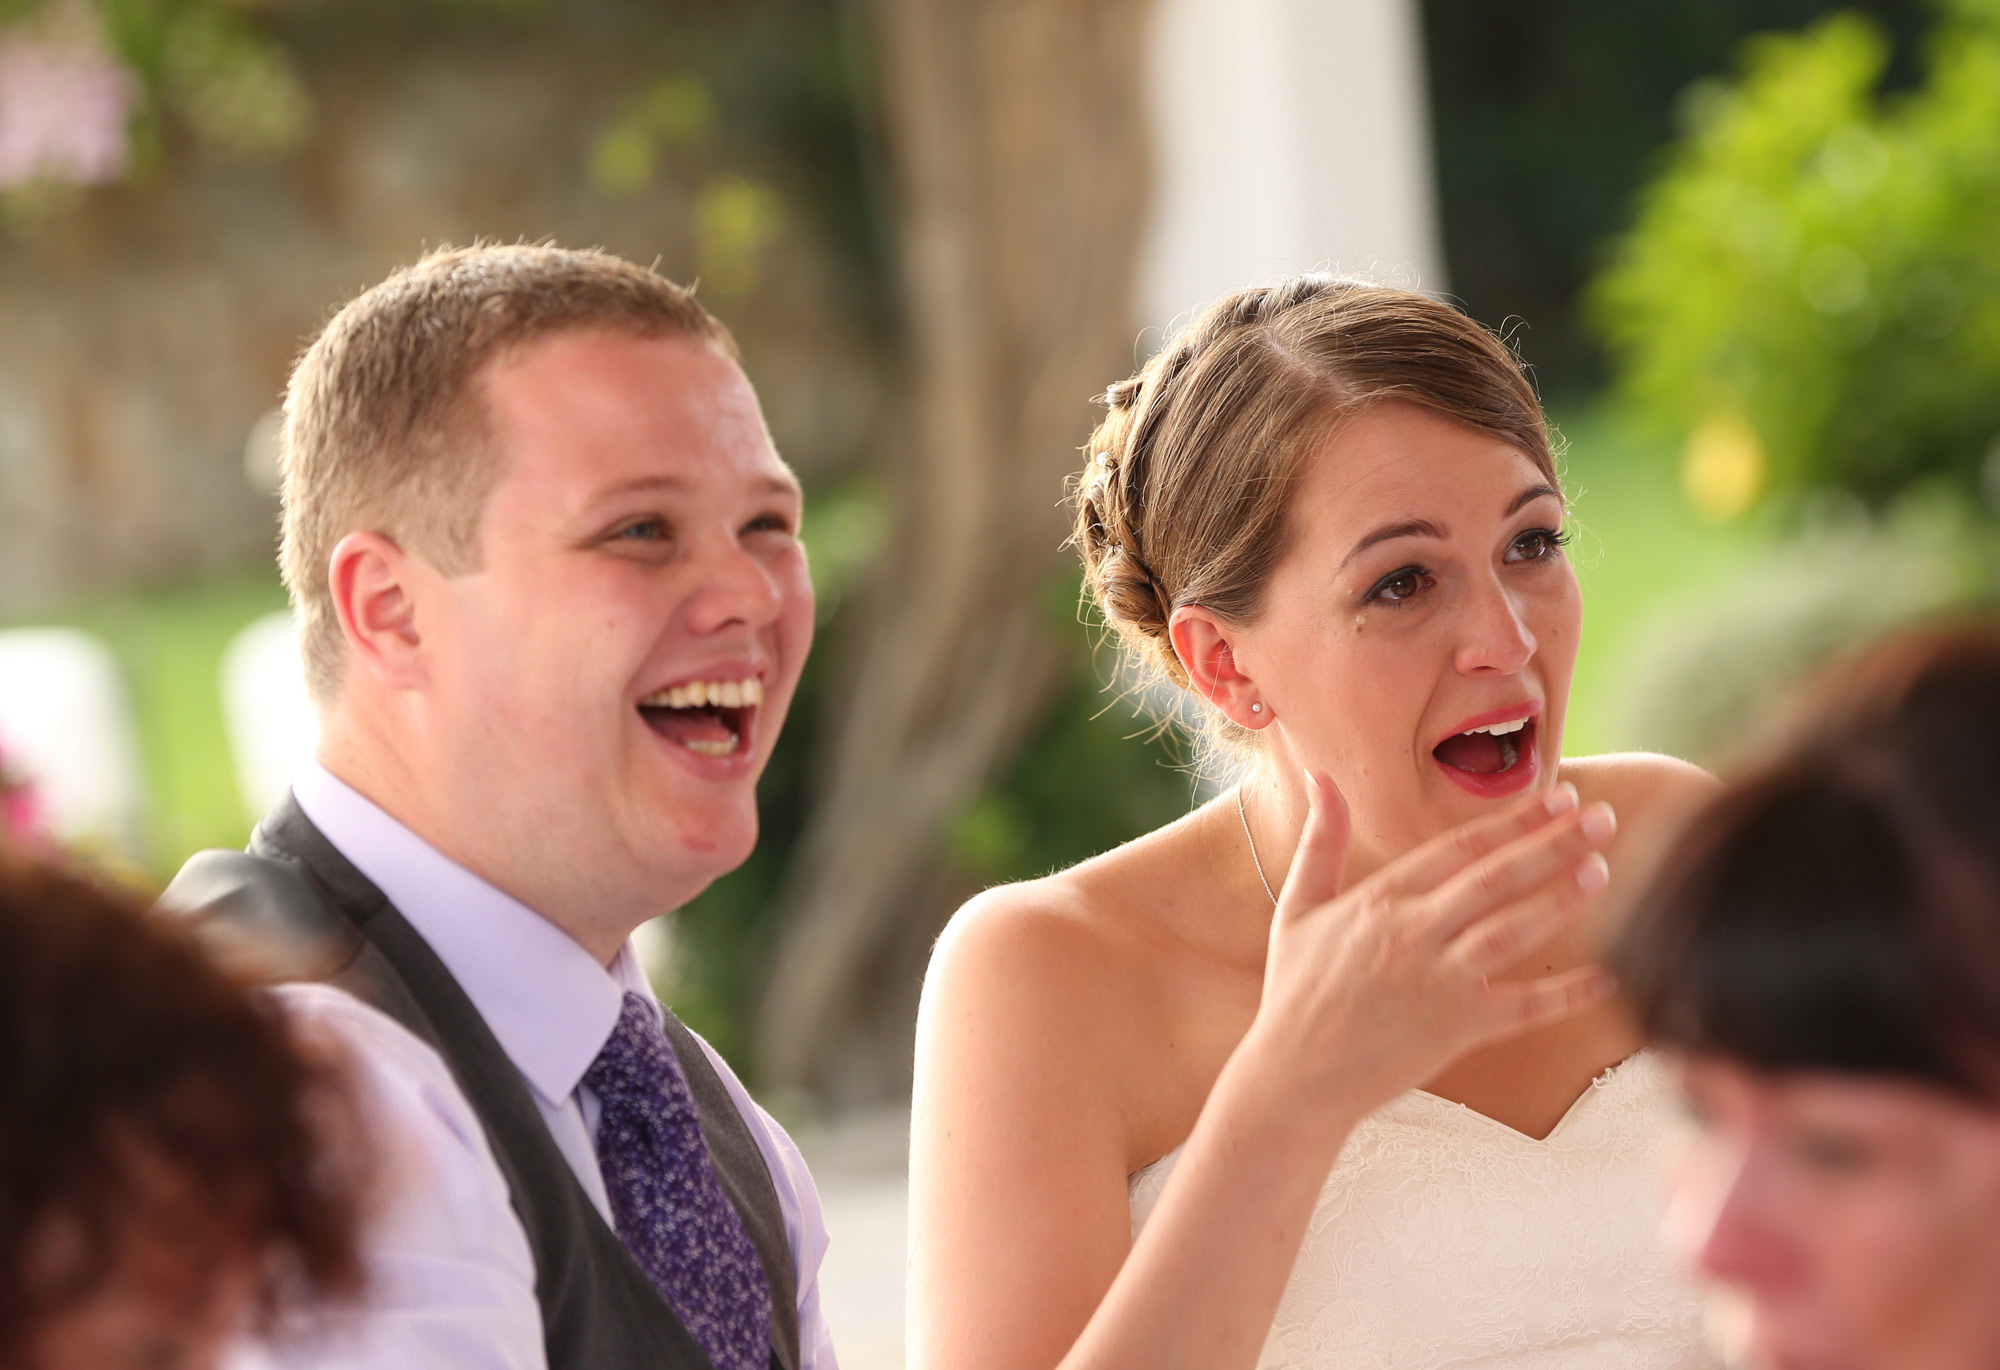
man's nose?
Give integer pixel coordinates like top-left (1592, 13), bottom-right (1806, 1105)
top-left (1452, 575), bottom-right (1537, 676)
top-left (683, 536), bottom-right (786, 635)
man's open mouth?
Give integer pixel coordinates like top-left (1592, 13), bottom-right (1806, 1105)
top-left (637, 676), bottom-right (762, 758)
top-left (1432, 716), bottom-right (1534, 776)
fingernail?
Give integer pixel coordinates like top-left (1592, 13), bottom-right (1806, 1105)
top-left (1575, 852), bottom-right (1609, 893)
top-left (1543, 782), bottom-right (1579, 816)
top-left (1580, 802), bottom-right (1617, 843)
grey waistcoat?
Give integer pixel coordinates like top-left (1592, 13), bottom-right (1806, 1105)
top-left (160, 796), bottom-right (801, 1370)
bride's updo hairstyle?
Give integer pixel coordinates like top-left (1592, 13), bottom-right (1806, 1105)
top-left (1071, 274), bottom-right (1555, 748)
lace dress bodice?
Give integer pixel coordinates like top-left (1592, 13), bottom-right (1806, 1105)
top-left (1127, 1052), bottom-right (1719, 1369)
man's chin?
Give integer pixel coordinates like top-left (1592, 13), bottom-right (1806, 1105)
top-left (651, 804), bottom-right (760, 874)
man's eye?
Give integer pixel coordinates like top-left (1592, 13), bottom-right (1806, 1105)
top-left (1365, 566), bottom-right (1432, 604)
top-left (1506, 526), bottom-right (1571, 562)
top-left (614, 519), bottom-right (668, 542)
top-left (744, 513), bottom-right (794, 536)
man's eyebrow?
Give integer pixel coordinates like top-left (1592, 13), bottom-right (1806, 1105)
top-left (1340, 518), bottom-right (1446, 570)
top-left (1507, 483), bottom-right (1563, 516)
top-left (589, 472), bottom-right (802, 502)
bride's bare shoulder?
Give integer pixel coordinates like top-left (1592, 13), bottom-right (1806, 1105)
top-left (920, 813), bottom-right (1206, 1041)
top-left (1561, 753), bottom-right (1722, 904)
top-left (1562, 751), bottom-right (1718, 826)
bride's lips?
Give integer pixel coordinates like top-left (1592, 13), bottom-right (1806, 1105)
top-left (1429, 702), bottom-right (1543, 799)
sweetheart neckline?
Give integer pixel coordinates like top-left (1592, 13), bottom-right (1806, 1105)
top-left (1402, 1049), bottom-right (1650, 1144)
top-left (1129, 1050), bottom-right (1657, 1185)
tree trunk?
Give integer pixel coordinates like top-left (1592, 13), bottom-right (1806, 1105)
top-left (756, 0), bottom-right (1154, 1098)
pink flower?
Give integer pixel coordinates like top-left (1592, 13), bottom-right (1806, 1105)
top-left (0, 34), bottom-right (133, 190)
top-left (0, 734), bottom-right (47, 845)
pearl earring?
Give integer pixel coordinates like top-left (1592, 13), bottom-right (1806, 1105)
top-left (1250, 703), bottom-right (1262, 714)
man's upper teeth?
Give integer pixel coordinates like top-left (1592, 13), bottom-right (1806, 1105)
top-left (1464, 719), bottom-right (1527, 736)
top-left (641, 677), bottom-right (764, 709)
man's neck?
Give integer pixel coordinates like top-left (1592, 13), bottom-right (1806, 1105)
top-left (311, 722), bottom-right (664, 967)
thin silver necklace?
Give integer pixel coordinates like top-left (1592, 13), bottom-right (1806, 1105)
top-left (1235, 784), bottom-right (1278, 909)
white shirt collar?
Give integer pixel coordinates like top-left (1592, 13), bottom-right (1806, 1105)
top-left (292, 761), bottom-right (656, 1107)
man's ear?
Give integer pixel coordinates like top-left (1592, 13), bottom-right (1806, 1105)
top-left (1168, 605), bottom-right (1271, 730)
top-left (326, 531), bottom-right (428, 691)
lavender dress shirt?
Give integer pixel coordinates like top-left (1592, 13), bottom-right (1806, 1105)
top-left (232, 762), bottom-right (838, 1370)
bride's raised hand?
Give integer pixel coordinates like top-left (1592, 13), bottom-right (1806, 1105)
top-left (1248, 771), bottom-right (1617, 1120)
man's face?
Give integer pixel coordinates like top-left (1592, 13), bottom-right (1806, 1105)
top-left (413, 331), bottom-right (813, 927)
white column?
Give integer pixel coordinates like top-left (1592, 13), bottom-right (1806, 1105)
top-left (1140, 0), bottom-right (1446, 332)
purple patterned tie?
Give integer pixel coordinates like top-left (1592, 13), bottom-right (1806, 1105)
top-left (584, 992), bottom-right (773, 1370)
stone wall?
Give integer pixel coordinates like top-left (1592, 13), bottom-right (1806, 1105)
top-left (0, 0), bottom-right (886, 612)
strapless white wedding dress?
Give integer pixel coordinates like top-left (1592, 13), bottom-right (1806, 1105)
top-left (1128, 1052), bottom-right (1719, 1369)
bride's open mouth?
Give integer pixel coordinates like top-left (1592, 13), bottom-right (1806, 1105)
top-left (1430, 713), bottom-right (1539, 797)
top-left (638, 675), bottom-right (761, 760)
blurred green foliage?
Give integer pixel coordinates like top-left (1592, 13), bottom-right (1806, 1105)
top-left (591, 75), bottom-right (718, 196)
top-left (1592, 0), bottom-right (2000, 505)
top-left (945, 664), bottom-right (1197, 888)
top-left (1607, 489), bottom-right (1996, 762)
top-left (1421, 0), bottom-right (1928, 393)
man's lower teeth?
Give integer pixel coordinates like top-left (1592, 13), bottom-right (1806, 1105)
top-left (685, 738), bottom-right (737, 757)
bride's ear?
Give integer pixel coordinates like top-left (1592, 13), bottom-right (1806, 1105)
top-left (1169, 606), bottom-right (1271, 730)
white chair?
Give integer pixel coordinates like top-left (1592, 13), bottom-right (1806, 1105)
top-left (0, 627), bottom-right (145, 853)
top-left (220, 610), bottom-right (320, 821)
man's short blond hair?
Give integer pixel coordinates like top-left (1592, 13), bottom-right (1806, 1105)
top-left (279, 243), bottom-right (735, 704)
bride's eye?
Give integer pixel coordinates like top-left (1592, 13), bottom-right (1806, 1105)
top-left (1505, 526), bottom-right (1571, 563)
top-left (1364, 565), bottom-right (1434, 605)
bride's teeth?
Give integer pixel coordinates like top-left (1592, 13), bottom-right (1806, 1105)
top-left (743, 679), bottom-right (763, 706)
top-left (1464, 718), bottom-right (1528, 737)
top-left (719, 681), bottom-right (743, 708)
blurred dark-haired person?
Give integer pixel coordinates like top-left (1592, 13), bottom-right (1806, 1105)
top-left (1613, 624), bottom-right (2000, 1370)
top-left (0, 859), bottom-right (368, 1370)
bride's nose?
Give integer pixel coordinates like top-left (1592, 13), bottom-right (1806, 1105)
top-left (1452, 574), bottom-right (1536, 676)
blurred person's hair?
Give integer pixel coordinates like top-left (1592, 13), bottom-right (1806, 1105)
top-left (0, 858), bottom-right (370, 1361)
top-left (1069, 275), bottom-right (1554, 758)
top-left (1612, 622), bottom-right (2000, 1099)
top-left (280, 242), bottom-right (736, 704)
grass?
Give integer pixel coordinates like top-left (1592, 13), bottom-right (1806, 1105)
top-left (1550, 401), bottom-right (1772, 757)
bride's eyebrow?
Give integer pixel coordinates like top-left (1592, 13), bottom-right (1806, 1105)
top-left (1340, 518), bottom-right (1445, 570)
top-left (1507, 483), bottom-right (1562, 516)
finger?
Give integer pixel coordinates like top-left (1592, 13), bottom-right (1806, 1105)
top-left (1373, 782), bottom-right (1581, 899)
top-left (1423, 801), bottom-right (1617, 942)
top-left (1475, 965), bottom-right (1618, 1042)
top-left (1445, 852), bottom-right (1609, 979)
top-left (1274, 770), bottom-right (1350, 923)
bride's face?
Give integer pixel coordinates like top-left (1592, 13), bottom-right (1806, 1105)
top-left (1230, 401), bottom-right (1580, 859)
